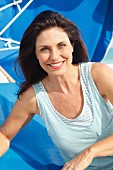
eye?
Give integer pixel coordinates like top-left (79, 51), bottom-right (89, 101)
top-left (58, 43), bottom-right (66, 48)
top-left (40, 47), bottom-right (49, 52)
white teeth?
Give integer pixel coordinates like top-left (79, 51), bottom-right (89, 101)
top-left (50, 62), bottom-right (63, 67)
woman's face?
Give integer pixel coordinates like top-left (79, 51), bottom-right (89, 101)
top-left (35, 27), bottom-right (73, 77)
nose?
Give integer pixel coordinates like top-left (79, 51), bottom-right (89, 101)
top-left (49, 48), bottom-right (60, 61)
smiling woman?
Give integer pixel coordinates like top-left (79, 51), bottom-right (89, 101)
top-left (1, 10), bottom-right (113, 170)
top-left (16, 10), bottom-right (88, 95)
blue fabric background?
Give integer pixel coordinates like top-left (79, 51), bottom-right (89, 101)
top-left (0, 1), bottom-right (113, 169)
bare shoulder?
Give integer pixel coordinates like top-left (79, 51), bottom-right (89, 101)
top-left (91, 62), bottom-right (113, 81)
top-left (19, 86), bottom-right (35, 101)
top-left (91, 62), bottom-right (113, 97)
top-left (17, 86), bottom-right (39, 114)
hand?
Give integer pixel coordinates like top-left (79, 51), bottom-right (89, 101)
top-left (61, 148), bottom-right (94, 170)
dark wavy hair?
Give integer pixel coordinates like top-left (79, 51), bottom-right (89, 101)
top-left (16, 10), bottom-right (89, 96)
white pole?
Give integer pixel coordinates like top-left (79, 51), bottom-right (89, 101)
top-left (0, 37), bottom-right (20, 44)
top-left (0, 3), bottom-right (14, 11)
top-left (0, 0), bottom-right (33, 36)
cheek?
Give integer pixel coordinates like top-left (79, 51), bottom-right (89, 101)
top-left (63, 48), bottom-right (73, 58)
top-left (37, 55), bottom-right (48, 64)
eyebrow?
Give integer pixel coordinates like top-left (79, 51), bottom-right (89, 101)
top-left (38, 41), bottom-right (67, 48)
top-left (38, 45), bottom-right (50, 48)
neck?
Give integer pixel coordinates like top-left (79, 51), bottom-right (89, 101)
top-left (42, 64), bottom-right (80, 94)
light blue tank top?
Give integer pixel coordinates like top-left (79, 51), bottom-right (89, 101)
top-left (33, 62), bottom-right (113, 170)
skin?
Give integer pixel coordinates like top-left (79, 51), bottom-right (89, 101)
top-left (0, 66), bottom-right (15, 82)
top-left (0, 27), bottom-right (113, 169)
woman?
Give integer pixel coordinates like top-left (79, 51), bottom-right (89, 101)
top-left (0, 10), bottom-right (113, 170)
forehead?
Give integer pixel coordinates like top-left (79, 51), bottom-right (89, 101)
top-left (36, 27), bottom-right (69, 46)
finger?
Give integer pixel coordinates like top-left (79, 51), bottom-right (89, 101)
top-left (74, 152), bottom-right (93, 170)
top-left (61, 161), bottom-right (71, 170)
top-left (62, 160), bottom-right (76, 170)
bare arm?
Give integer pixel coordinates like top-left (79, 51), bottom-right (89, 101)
top-left (0, 86), bottom-right (39, 156)
top-left (0, 66), bottom-right (15, 82)
top-left (88, 63), bottom-right (113, 156)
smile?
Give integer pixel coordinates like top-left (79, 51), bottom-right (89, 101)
top-left (49, 62), bottom-right (63, 66)
top-left (48, 61), bottom-right (64, 69)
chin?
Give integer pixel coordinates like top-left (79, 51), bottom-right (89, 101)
top-left (49, 69), bottom-right (67, 77)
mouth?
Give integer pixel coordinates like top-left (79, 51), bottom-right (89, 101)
top-left (48, 61), bottom-right (64, 69)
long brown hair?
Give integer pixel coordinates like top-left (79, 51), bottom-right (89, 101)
top-left (16, 10), bottom-right (89, 96)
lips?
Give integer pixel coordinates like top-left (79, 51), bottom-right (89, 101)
top-left (48, 61), bottom-right (64, 69)
top-left (49, 62), bottom-right (63, 66)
